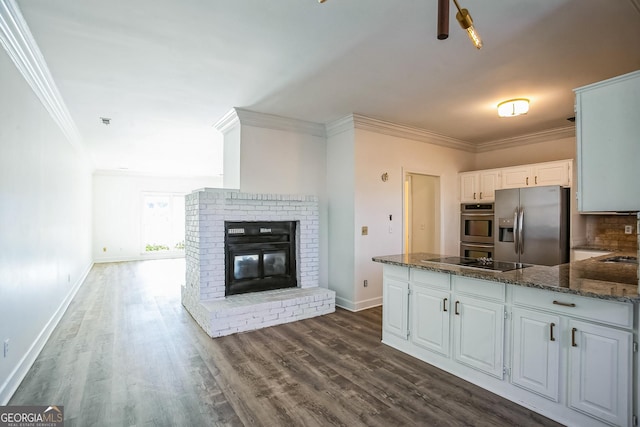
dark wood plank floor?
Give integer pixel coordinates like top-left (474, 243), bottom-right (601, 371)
top-left (10, 259), bottom-right (563, 426)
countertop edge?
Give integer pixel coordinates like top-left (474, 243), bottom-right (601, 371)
top-left (372, 256), bottom-right (640, 303)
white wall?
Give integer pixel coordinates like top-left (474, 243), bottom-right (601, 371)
top-left (349, 128), bottom-right (475, 310)
top-left (326, 128), bottom-right (356, 308)
top-left (0, 50), bottom-right (93, 404)
top-left (474, 137), bottom-right (576, 170)
top-left (225, 124), bottom-right (329, 288)
top-left (92, 172), bottom-right (222, 262)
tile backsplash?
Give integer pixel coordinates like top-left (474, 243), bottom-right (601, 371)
top-left (585, 215), bottom-right (639, 252)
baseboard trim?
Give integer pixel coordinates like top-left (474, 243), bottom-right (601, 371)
top-left (0, 262), bottom-right (93, 405)
top-left (335, 295), bottom-right (382, 312)
top-left (93, 253), bottom-right (185, 263)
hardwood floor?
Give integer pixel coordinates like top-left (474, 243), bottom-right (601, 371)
top-left (10, 259), bottom-right (563, 426)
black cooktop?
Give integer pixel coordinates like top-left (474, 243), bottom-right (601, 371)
top-left (423, 256), bottom-right (532, 273)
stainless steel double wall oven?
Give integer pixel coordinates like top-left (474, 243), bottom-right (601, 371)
top-left (460, 202), bottom-right (494, 258)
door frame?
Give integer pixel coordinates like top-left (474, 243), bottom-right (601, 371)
top-left (402, 168), bottom-right (442, 254)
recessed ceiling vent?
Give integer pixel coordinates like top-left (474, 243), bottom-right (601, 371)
top-left (100, 117), bottom-right (111, 125)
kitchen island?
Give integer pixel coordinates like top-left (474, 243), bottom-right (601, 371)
top-left (372, 253), bottom-right (639, 427)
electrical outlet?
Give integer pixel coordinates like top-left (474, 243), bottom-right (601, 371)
top-left (625, 225), bottom-right (633, 235)
top-left (4, 339), bottom-right (9, 358)
top-left (364, 280), bottom-right (368, 287)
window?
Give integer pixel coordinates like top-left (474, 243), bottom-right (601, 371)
top-left (141, 193), bottom-right (185, 253)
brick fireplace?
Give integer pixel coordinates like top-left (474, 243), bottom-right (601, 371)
top-left (181, 188), bottom-right (335, 338)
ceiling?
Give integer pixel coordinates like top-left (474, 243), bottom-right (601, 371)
top-left (13, 0), bottom-right (640, 176)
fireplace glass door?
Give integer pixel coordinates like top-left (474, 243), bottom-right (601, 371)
top-left (225, 221), bottom-right (297, 296)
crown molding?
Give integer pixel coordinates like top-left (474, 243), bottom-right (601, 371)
top-left (350, 114), bottom-right (475, 152)
top-left (0, 0), bottom-right (84, 151)
top-left (327, 113), bottom-right (575, 154)
top-left (325, 114), bottom-right (356, 137)
top-left (213, 108), bottom-right (241, 134)
top-left (215, 108), bottom-right (326, 138)
top-left (475, 125), bottom-right (576, 153)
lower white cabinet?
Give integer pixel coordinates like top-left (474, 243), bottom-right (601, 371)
top-left (382, 276), bottom-right (409, 340)
top-left (568, 319), bottom-right (632, 426)
top-left (411, 283), bottom-right (450, 356)
top-left (381, 264), bottom-right (637, 427)
top-left (511, 287), bottom-right (634, 426)
top-left (511, 307), bottom-right (561, 401)
top-left (453, 295), bottom-right (504, 379)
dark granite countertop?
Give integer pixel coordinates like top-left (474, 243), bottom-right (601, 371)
top-left (372, 252), bottom-right (640, 303)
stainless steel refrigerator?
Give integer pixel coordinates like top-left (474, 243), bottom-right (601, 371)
top-left (494, 185), bottom-right (569, 266)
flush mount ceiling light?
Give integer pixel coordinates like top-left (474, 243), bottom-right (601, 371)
top-left (497, 99), bottom-right (530, 117)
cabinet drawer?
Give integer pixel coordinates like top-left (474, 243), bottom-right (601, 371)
top-left (410, 269), bottom-right (450, 290)
top-left (383, 265), bottom-right (409, 281)
top-left (452, 276), bottom-right (505, 302)
top-left (511, 286), bottom-right (633, 328)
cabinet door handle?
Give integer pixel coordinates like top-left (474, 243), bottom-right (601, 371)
top-left (473, 192), bottom-right (476, 200)
top-left (535, 176), bottom-right (538, 185)
top-left (550, 323), bottom-right (556, 341)
top-left (526, 176), bottom-right (529, 185)
top-left (479, 192), bottom-right (483, 199)
top-left (571, 327), bottom-right (578, 347)
top-left (553, 300), bottom-right (576, 308)
top-left (455, 301), bottom-right (460, 315)
top-left (443, 298), bottom-right (448, 312)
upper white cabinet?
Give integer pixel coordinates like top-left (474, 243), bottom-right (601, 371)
top-left (501, 160), bottom-right (572, 189)
top-left (460, 169), bottom-right (500, 202)
top-left (575, 70), bottom-right (640, 212)
top-left (460, 160), bottom-right (572, 202)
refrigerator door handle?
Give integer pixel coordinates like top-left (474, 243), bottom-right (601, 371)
top-left (513, 208), bottom-right (519, 255)
top-left (518, 207), bottom-right (525, 254)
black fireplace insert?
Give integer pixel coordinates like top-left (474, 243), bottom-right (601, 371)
top-left (225, 221), bottom-right (297, 296)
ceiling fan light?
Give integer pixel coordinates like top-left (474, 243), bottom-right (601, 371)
top-left (497, 99), bottom-right (530, 117)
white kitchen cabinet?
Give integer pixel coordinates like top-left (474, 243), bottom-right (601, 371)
top-left (453, 295), bottom-right (504, 379)
top-left (511, 307), bottom-right (561, 401)
top-left (568, 319), bottom-right (632, 427)
top-left (575, 70), bottom-right (640, 212)
top-left (501, 166), bottom-right (532, 189)
top-left (411, 283), bottom-right (450, 356)
top-left (533, 161), bottom-right (572, 187)
top-left (511, 285), bottom-right (634, 426)
top-left (501, 160), bottom-right (572, 189)
top-left (460, 169), bottom-right (500, 202)
top-left (382, 267), bottom-right (409, 340)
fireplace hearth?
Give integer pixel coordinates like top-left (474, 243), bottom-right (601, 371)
top-left (225, 221), bottom-right (297, 296)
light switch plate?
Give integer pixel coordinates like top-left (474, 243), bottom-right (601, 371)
top-left (361, 226), bottom-right (368, 236)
